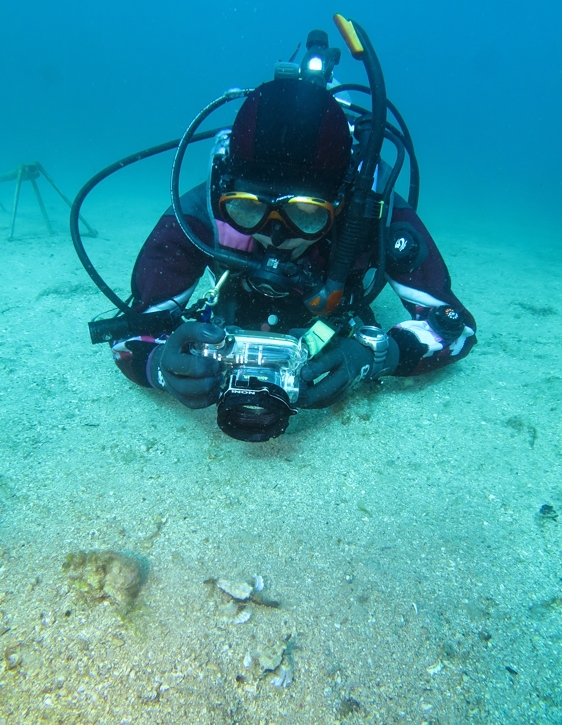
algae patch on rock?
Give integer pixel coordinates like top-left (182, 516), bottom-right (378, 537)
top-left (63, 550), bottom-right (147, 614)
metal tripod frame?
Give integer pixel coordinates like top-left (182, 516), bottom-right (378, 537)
top-left (0, 162), bottom-right (97, 240)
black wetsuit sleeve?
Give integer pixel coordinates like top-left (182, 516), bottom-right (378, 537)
top-left (386, 205), bottom-right (477, 376)
top-left (131, 183), bottom-right (212, 311)
top-left (112, 184), bottom-right (212, 387)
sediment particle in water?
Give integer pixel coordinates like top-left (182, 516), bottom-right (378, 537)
top-left (63, 550), bottom-right (145, 613)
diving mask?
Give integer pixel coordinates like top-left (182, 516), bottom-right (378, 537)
top-left (219, 191), bottom-right (335, 241)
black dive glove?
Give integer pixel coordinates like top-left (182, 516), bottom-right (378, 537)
top-left (156, 322), bottom-right (225, 409)
top-left (297, 333), bottom-right (399, 410)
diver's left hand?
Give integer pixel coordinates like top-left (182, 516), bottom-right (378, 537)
top-left (297, 338), bottom-right (374, 409)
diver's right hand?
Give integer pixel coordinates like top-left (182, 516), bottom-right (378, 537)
top-left (159, 322), bottom-right (225, 409)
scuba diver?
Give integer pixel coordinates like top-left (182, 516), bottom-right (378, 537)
top-left (71, 16), bottom-right (476, 443)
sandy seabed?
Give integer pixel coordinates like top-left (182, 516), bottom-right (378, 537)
top-left (0, 193), bottom-right (561, 725)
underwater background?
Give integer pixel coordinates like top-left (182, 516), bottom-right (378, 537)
top-left (1, 0), bottom-right (562, 723)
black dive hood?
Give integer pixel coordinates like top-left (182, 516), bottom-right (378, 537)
top-left (70, 14), bottom-right (420, 342)
top-left (169, 15), bottom-right (390, 316)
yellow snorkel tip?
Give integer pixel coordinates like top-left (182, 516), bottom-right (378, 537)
top-left (333, 14), bottom-right (364, 59)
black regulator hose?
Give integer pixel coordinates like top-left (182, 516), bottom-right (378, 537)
top-left (70, 128), bottom-right (225, 314)
top-left (366, 127), bottom-right (406, 306)
top-left (170, 89), bottom-right (262, 276)
top-left (329, 84), bottom-right (420, 211)
top-left (386, 99), bottom-right (419, 210)
top-left (305, 18), bottom-right (387, 314)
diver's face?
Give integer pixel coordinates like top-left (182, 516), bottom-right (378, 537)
top-left (229, 179), bottom-right (331, 257)
top-left (252, 232), bottom-right (317, 259)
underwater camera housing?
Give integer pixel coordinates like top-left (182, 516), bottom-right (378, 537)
top-left (190, 329), bottom-right (308, 442)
